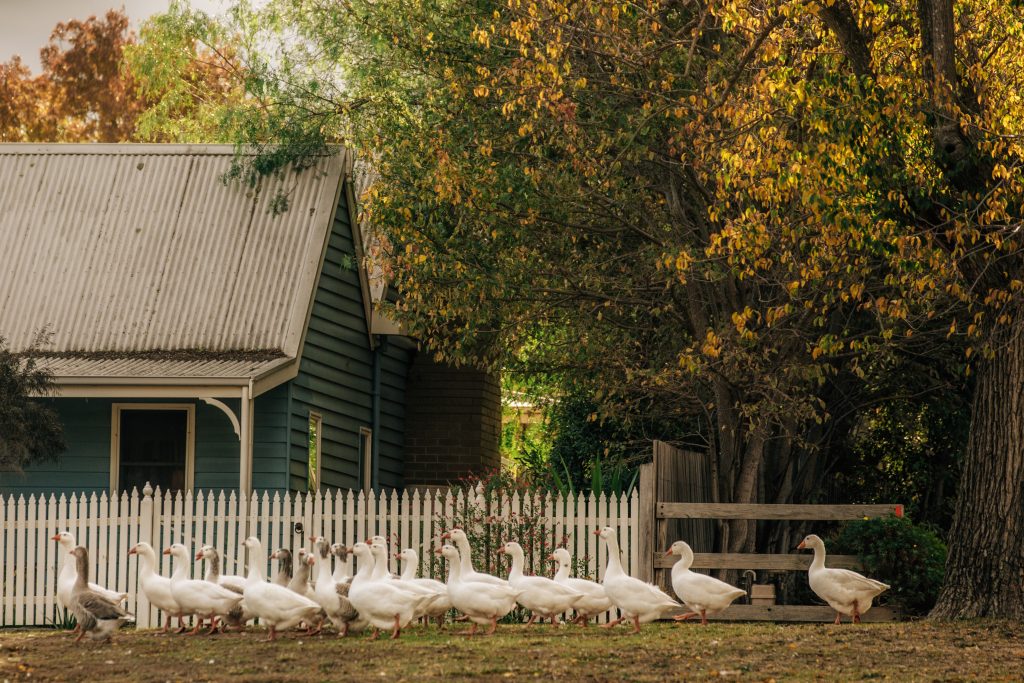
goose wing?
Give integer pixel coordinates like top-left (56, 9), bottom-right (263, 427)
top-left (826, 568), bottom-right (890, 593)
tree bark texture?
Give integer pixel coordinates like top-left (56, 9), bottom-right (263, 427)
top-left (931, 325), bottom-right (1024, 619)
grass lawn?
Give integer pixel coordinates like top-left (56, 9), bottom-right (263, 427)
top-left (1, 620), bottom-right (1022, 682)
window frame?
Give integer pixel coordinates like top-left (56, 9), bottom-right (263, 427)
top-left (359, 426), bottom-right (373, 492)
top-left (308, 411), bottom-right (323, 493)
top-left (110, 403), bottom-right (196, 493)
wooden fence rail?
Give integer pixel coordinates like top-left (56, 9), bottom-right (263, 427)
top-left (0, 485), bottom-right (640, 628)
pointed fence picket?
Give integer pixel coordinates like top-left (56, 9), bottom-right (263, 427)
top-left (0, 485), bottom-right (640, 628)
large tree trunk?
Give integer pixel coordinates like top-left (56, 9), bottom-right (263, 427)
top-left (931, 326), bottom-right (1024, 619)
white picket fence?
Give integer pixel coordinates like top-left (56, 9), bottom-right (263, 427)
top-left (1, 484), bottom-right (640, 628)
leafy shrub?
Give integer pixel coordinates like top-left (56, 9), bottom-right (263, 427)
top-left (830, 515), bottom-right (946, 615)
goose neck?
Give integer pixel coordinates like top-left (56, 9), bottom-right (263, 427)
top-left (73, 552), bottom-right (89, 590)
top-left (677, 544), bottom-right (694, 571)
top-left (247, 543), bottom-right (266, 582)
top-left (456, 537), bottom-right (476, 573)
top-left (554, 562), bottom-right (570, 581)
top-left (353, 552), bottom-right (375, 582)
top-left (810, 543), bottom-right (826, 570)
top-left (170, 552), bottom-right (189, 581)
top-left (603, 536), bottom-right (624, 577)
top-left (445, 556), bottom-right (462, 585)
top-left (205, 553), bottom-right (221, 582)
top-left (507, 547), bottom-right (525, 581)
top-left (400, 560), bottom-right (416, 580)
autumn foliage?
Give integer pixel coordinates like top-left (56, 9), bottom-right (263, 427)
top-left (0, 8), bottom-right (241, 143)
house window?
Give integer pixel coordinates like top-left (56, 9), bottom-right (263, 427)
top-left (111, 404), bottom-right (195, 493)
top-left (308, 412), bottom-right (322, 493)
top-left (360, 426), bottom-right (373, 492)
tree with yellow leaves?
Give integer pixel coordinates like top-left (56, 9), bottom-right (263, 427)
top-left (135, 0), bottom-right (1024, 617)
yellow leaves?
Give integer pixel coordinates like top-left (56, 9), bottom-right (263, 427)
top-left (702, 330), bottom-right (721, 359)
top-left (473, 85), bottom-right (490, 98)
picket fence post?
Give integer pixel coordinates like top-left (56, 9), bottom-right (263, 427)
top-left (137, 483), bottom-right (154, 628)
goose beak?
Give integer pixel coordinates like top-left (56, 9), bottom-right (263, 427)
top-left (162, 548), bottom-right (171, 555)
top-left (592, 529), bottom-right (601, 536)
top-left (434, 547), bottom-right (442, 555)
top-left (128, 547), bottom-right (137, 556)
top-left (51, 534), bottom-right (61, 541)
top-left (195, 551), bottom-right (204, 561)
top-left (307, 555), bottom-right (316, 566)
top-left (270, 551), bottom-right (279, 559)
top-left (440, 532), bottom-right (451, 540)
top-left (796, 541), bottom-right (806, 550)
top-left (310, 535), bottom-right (320, 543)
top-left (664, 549), bottom-right (672, 556)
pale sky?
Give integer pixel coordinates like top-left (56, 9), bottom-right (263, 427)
top-left (0, 0), bottom-right (224, 72)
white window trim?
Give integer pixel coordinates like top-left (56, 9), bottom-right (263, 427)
top-left (360, 426), bottom-right (373, 493)
top-left (308, 412), bottom-right (323, 493)
top-left (110, 403), bottom-right (196, 493)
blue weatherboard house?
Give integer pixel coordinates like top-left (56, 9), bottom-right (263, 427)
top-left (0, 144), bottom-right (501, 496)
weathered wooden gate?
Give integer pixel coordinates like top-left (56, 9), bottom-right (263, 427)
top-left (636, 441), bottom-right (903, 621)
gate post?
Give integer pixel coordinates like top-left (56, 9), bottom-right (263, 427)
top-left (636, 460), bottom-right (656, 583)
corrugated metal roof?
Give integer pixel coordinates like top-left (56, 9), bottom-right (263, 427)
top-left (34, 353), bottom-right (291, 383)
top-left (0, 145), bottom-right (350, 382)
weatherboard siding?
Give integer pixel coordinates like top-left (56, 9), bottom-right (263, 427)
top-left (0, 397), bottom-right (284, 495)
top-left (378, 343), bottom-right (411, 487)
top-left (286, 193), bottom-right (384, 492)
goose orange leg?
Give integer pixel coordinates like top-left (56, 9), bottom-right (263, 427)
top-left (833, 612), bottom-right (842, 625)
top-left (524, 614), bottom-right (538, 626)
top-left (853, 603), bottom-right (861, 624)
top-left (700, 609), bottom-right (708, 626)
top-left (674, 612), bottom-right (699, 622)
top-left (390, 614), bottom-right (401, 640)
top-left (455, 622), bottom-right (479, 636)
top-left (630, 615), bottom-right (642, 634)
top-left (369, 628), bottom-right (380, 641)
top-left (602, 616), bottom-right (626, 629)
top-left (486, 615), bottom-right (498, 636)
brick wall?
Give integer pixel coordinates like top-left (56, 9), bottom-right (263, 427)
top-left (402, 353), bottom-right (501, 485)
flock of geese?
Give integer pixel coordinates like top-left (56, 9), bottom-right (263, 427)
top-left (53, 526), bottom-right (890, 642)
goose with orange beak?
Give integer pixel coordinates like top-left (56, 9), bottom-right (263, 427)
top-left (797, 534), bottom-right (889, 624)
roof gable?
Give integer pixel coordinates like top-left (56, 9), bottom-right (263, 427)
top-left (0, 144), bottom-right (349, 363)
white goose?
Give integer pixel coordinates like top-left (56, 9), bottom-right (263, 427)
top-left (595, 526), bottom-right (679, 633)
top-left (53, 531), bottom-right (127, 619)
top-left (438, 544), bottom-right (522, 636)
top-left (441, 528), bottom-right (509, 587)
top-left (197, 545), bottom-right (252, 630)
top-left (165, 543), bottom-right (244, 635)
top-left (369, 542), bottom-right (444, 617)
top-left (309, 537), bottom-right (364, 636)
top-left (128, 542), bottom-right (185, 633)
top-left (368, 535), bottom-right (399, 578)
top-left (666, 540), bottom-right (746, 624)
top-left (798, 534), bottom-right (889, 624)
top-left (396, 548), bottom-right (452, 627)
top-left (501, 541), bottom-right (582, 625)
top-left (348, 542), bottom-right (432, 639)
top-left (241, 536), bottom-right (322, 641)
top-left (551, 547), bottom-right (613, 625)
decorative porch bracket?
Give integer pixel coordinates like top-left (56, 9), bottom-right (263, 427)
top-left (199, 397), bottom-right (241, 437)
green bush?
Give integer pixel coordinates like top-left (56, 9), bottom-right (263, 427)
top-left (830, 515), bottom-right (946, 615)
